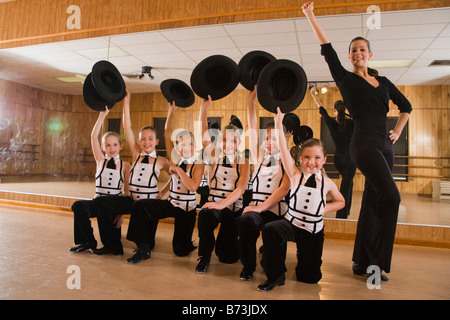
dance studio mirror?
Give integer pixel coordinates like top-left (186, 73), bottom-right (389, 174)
top-left (0, 7), bottom-right (449, 225)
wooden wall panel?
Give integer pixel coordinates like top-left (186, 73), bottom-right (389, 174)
top-left (1, 0), bottom-right (449, 49)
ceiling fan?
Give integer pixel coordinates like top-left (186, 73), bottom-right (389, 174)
top-left (122, 66), bottom-right (155, 80)
top-left (122, 65), bottom-right (191, 80)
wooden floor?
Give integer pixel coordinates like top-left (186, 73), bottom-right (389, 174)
top-left (0, 203), bottom-right (448, 301)
top-left (1, 180), bottom-right (450, 226)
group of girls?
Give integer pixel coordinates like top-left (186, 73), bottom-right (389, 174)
top-left (69, 1), bottom-right (412, 292)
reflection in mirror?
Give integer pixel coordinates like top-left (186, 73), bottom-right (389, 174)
top-left (0, 8), bottom-right (449, 226)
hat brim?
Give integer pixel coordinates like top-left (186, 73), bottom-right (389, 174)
top-left (190, 55), bottom-right (240, 101)
top-left (256, 59), bottom-right (307, 113)
top-left (293, 125), bottom-right (313, 146)
top-left (283, 113), bottom-right (301, 133)
top-left (83, 73), bottom-right (116, 111)
top-left (238, 50), bottom-right (276, 91)
top-left (160, 79), bottom-right (195, 108)
top-left (91, 60), bottom-right (126, 103)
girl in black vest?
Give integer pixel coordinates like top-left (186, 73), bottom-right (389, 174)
top-left (237, 87), bottom-right (290, 280)
top-left (70, 106), bottom-right (132, 255)
top-left (258, 109), bottom-right (345, 291)
top-left (125, 102), bottom-right (204, 263)
top-left (309, 86), bottom-right (356, 218)
top-left (303, 2), bottom-right (412, 280)
top-left (196, 95), bottom-right (250, 273)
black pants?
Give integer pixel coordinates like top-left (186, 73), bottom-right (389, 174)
top-left (237, 210), bottom-right (281, 272)
top-left (350, 133), bottom-right (400, 273)
top-left (334, 151), bottom-right (356, 218)
top-left (126, 199), bottom-right (197, 256)
top-left (261, 219), bottom-right (324, 284)
top-left (196, 186), bottom-right (209, 208)
top-left (72, 196), bottom-right (132, 251)
top-left (197, 207), bottom-right (242, 263)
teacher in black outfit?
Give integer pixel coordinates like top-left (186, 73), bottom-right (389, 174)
top-left (303, 2), bottom-right (412, 281)
top-left (309, 86), bottom-right (356, 219)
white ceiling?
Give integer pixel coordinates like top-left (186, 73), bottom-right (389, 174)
top-left (0, 7), bottom-right (449, 96)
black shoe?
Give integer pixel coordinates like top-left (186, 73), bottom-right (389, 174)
top-left (352, 263), bottom-right (389, 281)
top-left (91, 246), bottom-right (123, 256)
top-left (352, 262), bottom-right (367, 275)
top-left (195, 256), bottom-right (210, 274)
top-left (69, 242), bottom-right (96, 253)
top-left (126, 249), bottom-right (151, 264)
top-left (257, 275), bottom-right (285, 292)
top-left (239, 268), bottom-right (253, 281)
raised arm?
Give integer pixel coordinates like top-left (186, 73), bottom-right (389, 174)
top-left (91, 106), bottom-right (109, 164)
top-left (309, 86), bottom-right (323, 109)
top-left (164, 101), bottom-right (176, 162)
top-left (122, 90), bottom-right (140, 160)
top-left (199, 95), bottom-right (218, 162)
top-left (247, 86), bottom-right (259, 164)
top-left (274, 107), bottom-right (299, 180)
top-left (302, 2), bottom-right (330, 45)
top-left (199, 95), bottom-right (213, 149)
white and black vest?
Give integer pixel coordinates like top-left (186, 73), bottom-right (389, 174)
top-left (168, 159), bottom-right (197, 212)
top-left (94, 158), bottom-right (124, 198)
top-left (129, 153), bottom-right (160, 200)
top-left (250, 155), bottom-right (288, 216)
top-left (208, 156), bottom-right (243, 212)
top-left (285, 172), bottom-right (326, 234)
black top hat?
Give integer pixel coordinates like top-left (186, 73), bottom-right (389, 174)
top-left (160, 79), bottom-right (195, 108)
top-left (283, 113), bottom-right (301, 134)
top-left (256, 59), bottom-right (307, 113)
top-left (82, 73), bottom-right (116, 111)
top-left (229, 115), bottom-right (243, 130)
top-left (91, 60), bottom-right (126, 102)
top-left (83, 60), bottom-right (126, 111)
top-left (293, 125), bottom-right (313, 146)
top-left (238, 50), bottom-right (276, 91)
top-left (190, 55), bottom-right (240, 101)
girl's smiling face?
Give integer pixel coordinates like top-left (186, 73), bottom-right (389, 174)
top-left (261, 128), bottom-right (280, 155)
top-left (221, 129), bottom-right (239, 156)
top-left (348, 39), bottom-right (373, 69)
top-left (102, 135), bottom-right (122, 158)
top-left (300, 145), bottom-right (326, 175)
top-left (139, 129), bottom-right (158, 154)
top-left (176, 134), bottom-right (195, 159)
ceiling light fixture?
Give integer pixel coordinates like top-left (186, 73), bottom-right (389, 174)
top-left (308, 81), bottom-right (334, 95)
top-left (55, 75), bottom-right (85, 83)
top-left (368, 60), bottom-right (413, 68)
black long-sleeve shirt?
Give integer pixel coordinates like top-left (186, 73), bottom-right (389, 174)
top-left (320, 43), bottom-right (412, 137)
